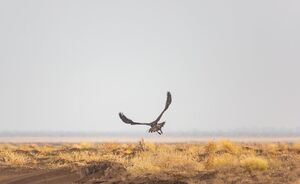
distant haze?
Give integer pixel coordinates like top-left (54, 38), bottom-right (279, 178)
top-left (0, 0), bottom-right (299, 133)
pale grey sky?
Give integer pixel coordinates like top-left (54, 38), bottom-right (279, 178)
top-left (0, 0), bottom-right (299, 133)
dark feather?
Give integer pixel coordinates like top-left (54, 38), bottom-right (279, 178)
top-left (165, 91), bottom-right (172, 110)
top-left (151, 91), bottom-right (172, 124)
top-left (119, 113), bottom-right (150, 126)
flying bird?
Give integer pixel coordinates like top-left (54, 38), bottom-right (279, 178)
top-left (119, 92), bottom-right (172, 135)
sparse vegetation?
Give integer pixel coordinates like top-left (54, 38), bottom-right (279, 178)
top-left (240, 156), bottom-right (268, 171)
top-left (218, 139), bottom-right (241, 155)
top-left (0, 150), bottom-right (32, 165)
top-left (0, 140), bottom-right (299, 183)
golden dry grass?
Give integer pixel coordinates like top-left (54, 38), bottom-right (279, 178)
top-left (129, 143), bottom-right (204, 176)
top-left (0, 139), bottom-right (299, 180)
top-left (240, 156), bottom-right (268, 171)
top-left (0, 150), bottom-right (32, 165)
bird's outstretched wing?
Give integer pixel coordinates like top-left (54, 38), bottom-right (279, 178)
top-left (119, 113), bottom-right (150, 126)
top-left (165, 91), bottom-right (172, 110)
top-left (151, 91), bottom-right (172, 124)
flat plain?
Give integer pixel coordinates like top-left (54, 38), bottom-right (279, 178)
top-left (0, 139), bottom-right (299, 184)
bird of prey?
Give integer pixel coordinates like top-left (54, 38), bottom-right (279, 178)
top-left (119, 92), bottom-right (172, 135)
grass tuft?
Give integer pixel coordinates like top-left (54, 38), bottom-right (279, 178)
top-left (240, 156), bottom-right (268, 171)
top-left (218, 140), bottom-right (241, 154)
top-left (213, 153), bottom-right (239, 168)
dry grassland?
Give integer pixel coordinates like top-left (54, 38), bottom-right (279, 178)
top-left (0, 140), bottom-right (299, 183)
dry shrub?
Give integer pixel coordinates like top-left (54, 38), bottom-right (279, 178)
top-left (205, 155), bottom-right (215, 169)
top-left (240, 156), bottom-right (268, 171)
top-left (218, 140), bottom-right (241, 154)
top-left (57, 151), bottom-right (97, 165)
top-left (204, 140), bottom-right (240, 169)
top-left (205, 141), bottom-right (217, 154)
top-left (112, 144), bottom-right (137, 157)
top-left (277, 143), bottom-right (289, 151)
top-left (101, 143), bottom-right (120, 152)
top-left (240, 144), bottom-right (257, 155)
top-left (128, 145), bottom-right (204, 176)
top-left (204, 141), bottom-right (217, 168)
top-left (183, 144), bottom-right (203, 156)
top-left (265, 143), bottom-right (279, 154)
top-left (212, 153), bottom-right (239, 168)
top-left (34, 145), bottom-right (58, 154)
top-left (0, 150), bottom-right (32, 165)
top-left (143, 142), bottom-right (158, 152)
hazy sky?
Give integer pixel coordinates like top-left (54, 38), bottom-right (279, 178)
top-left (0, 0), bottom-right (299, 133)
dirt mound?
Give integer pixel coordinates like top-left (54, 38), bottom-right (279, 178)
top-left (76, 161), bottom-right (128, 183)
